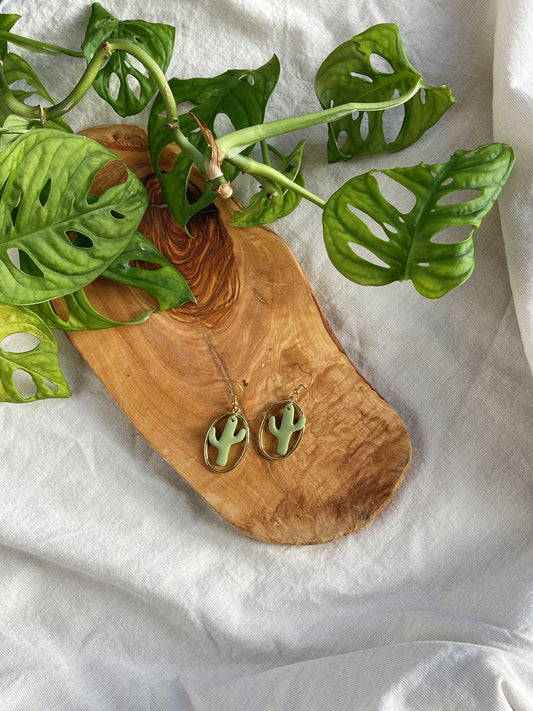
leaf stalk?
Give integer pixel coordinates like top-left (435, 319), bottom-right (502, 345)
top-left (227, 152), bottom-right (326, 209)
top-left (104, 38), bottom-right (207, 168)
top-left (0, 37), bottom-right (205, 169)
top-left (0, 29), bottom-right (85, 57)
top-left (217, 80), bottom-right (422, 158)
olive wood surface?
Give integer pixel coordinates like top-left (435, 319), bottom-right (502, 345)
top-left (66, 124), bottom-right (412, 545)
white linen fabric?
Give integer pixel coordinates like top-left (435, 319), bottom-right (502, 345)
top-left (0, 0), bottom-right (532, 709)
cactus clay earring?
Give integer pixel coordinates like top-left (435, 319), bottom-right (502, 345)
top-left (204, 384), bottom-right (250, 473)
top-left (258, 379), bottom-right (311, 461)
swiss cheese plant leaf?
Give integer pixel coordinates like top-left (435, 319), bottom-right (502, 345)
top-left (0, 53), bottom-right (72, 131)
top-left (231, 141), bottom-right (306, 227)
top-left (29, 289), bottom-right (151, 331)
top-left (0, 114), bottom-right (70, 153)
top-left (0, 114), bottom-right (31, 148)
top-left (28, 231), bottom-right (195, 330)
top-left (322, 143), bottom-right (515, 298)
top-left (2, 51), bottom-right (55, 104)
top-left (315, 23), bottom-right (455, 162)
top-left (0, 302), bottom-right (70, 402)
top-left (0, 114), bottom-right (70, 149)
top-left (148, 55), bottom-right (280, 232)
top-left (81, 2), bottom-right (175, 117)
top-left (102, 230), bottom-right (195, 311)
top-left (0, 129), bottom-right (148, 305)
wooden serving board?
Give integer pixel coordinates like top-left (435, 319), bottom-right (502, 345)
top-left (67, 125), bottom-right (411, 545)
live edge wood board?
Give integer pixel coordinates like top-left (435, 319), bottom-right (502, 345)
top-left (67, 125), bottom-right (412, 545)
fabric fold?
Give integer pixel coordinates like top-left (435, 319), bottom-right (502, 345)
top-left (493, 0), bottom-right (533, 373)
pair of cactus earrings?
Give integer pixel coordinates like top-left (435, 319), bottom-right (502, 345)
top-left (204, 375), bottom-right (312, 474)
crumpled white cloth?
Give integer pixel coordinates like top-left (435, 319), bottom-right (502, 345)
top-left (493, 0), bottom-right (533, 373)
top-left (0, 1), bottom-right (532, 710)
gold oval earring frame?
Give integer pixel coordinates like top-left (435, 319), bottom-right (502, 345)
top-left (258, 398), bottom-right (306, 461)
top-left (204, 411), bottom-right (250, 473)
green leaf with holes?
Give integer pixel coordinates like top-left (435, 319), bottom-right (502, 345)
top-left (102, 230), bottom-right (195, 311)
top-left (231, 141), bottom-right (306, 227)
top-left (315, 23), bottom-right (455, 162)
top-left (29, 230), bottom-right (195, 330)
top-left (28, 289), bottom-right (151, 331)
top-left (0, 114), bottom-right (70, 151)
top-left (0, 53), bottom-right (72, 131)
top-left (0, 114), bottom-right (31, 149)
top-left (3, 51), bottom-right (55, 105)
top-left (81, 2), bottom-right (175, 117)
top-left (147, 55), bottom-right (280, 232)
top-left (0, 129), bottom-right (148, 305)
top-left (0, 302), bottom-right (70, 402)
top-left (323, 143), bottom-right (515, 298)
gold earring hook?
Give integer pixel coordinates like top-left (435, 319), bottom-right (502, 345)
top-left (289, 364), bottom-right (314, 402)
top-left (228, 380), bottom-right (245, 413)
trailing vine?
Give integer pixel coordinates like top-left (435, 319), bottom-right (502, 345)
top-left (0, 4), bottom-right (514, 402)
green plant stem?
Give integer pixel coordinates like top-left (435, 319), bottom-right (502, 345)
top-left (260, 139), bottom-right (272, 167)
top-left (226, 152), bottom-right (326, 209)
top-left (255, 140), bottom-right (283, 203)
top-left (0, 46), bottom-right (108, 120)
top-left (0, 29), bottom-right (85, 57)
top-left (105, 38), bottom-right (205, 168)
top-left (0, 37), bottom-right (205, 170)
top-left (217, 80), bottom-right (422, 158)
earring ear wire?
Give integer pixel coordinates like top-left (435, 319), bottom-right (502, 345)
top-left (291, 364), bottom-right (314, 396)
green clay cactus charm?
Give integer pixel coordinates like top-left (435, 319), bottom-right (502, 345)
top-left (259, 397), bottom-right (307, 460)
top-left (204, 411), bottom-right (250, 472)
top-left (209, 415), bottom-right (246, 466)
top-left (269, 402), bottom-right (306, 455)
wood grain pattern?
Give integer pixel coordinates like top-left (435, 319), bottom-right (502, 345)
top-left (66, 124), bottom-right (411, 544)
